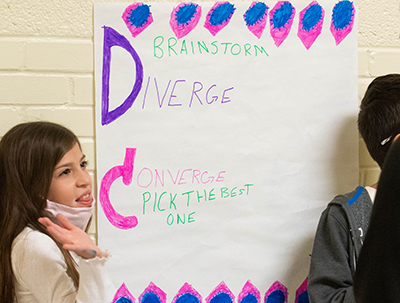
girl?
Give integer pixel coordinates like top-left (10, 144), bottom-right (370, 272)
top-left (0, 121), bottom-right (115, 302)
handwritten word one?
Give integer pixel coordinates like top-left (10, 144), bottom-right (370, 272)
top-left (137, 168), bottom-right (226, 188)
top-left (141, 77), bottom-right (234, 109)
top-left (166, 212), bottom-right (196, 225)
top-left (154, 36), bottom-right (269, 58)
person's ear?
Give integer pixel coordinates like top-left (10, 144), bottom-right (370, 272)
top-left (394, 134), bottom-right (400, 142)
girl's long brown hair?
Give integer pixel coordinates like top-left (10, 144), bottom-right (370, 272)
top-left (0, 122), bottom-right (81, 302)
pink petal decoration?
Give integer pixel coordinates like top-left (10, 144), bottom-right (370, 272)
top-left (269, 1), bottom-right (296, 47)
top-left (265, 281), bottom-right (288, 303)
top-left (170, 2), bottom-right (202, 39)
top-left (243, 2), bottom-right (269, 39)
top-left (238, 280), bottom-right (261, 303)
top-left (330, 0), bottom-right (355, 45)
top-left (172, 283), bottom-right (202, 303)
top-left (206, 282), bottom-right (235, 303)
top-left (204, 2), bottom-right (236, 36)
top-left (122, 3), bottom-right (153, 38)
top-left (295, 277), bottom-right (308, 303)
top-left (139, 282), bottom-right (167, 303)
top-left (112, 283), bottom-right (136, 303)
top-left (297, 1), bottom-right (325, 50)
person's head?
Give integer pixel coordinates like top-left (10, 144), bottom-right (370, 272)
top-left (0, 121), bottom-right (84, 300)
top-left (0, 121), bottom-right (87, 217)
top-left (358, 74), bottom-right (400, 168)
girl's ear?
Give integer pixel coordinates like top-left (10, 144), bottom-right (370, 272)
top-left (395, 134), bottom-right (400, 142)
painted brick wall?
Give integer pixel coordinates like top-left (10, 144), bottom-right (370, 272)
top-left (0, 0), bottom-right (399, 238)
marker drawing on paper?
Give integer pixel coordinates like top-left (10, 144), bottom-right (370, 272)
top-left (204, 2), bottom-right (236, 36)
top-left (170, 2), bottom-right (202, 39)
top-left (122, 3), bottom-right (153, 38)
top-left (330, 0), bottom-right (355, 45)
top-left (243, 2), bottom-right (269, 39)
top-left (269, 1), bottom-right (296, 47)
top-left (297, 1), bottom-right (325, 49)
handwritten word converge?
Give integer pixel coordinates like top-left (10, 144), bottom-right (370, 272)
top-left (137, 168), bottom-right (226, 188)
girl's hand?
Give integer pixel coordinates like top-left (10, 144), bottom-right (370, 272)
top-left (39, 214), bottom-right (102, 259)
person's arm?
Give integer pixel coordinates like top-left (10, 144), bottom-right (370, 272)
top-left (39, 214), bottom-right (102, 259)
top-left (38, 214), bottom-right (115, 302)
top-left (12, 228), bottom-right (81, 303)
top-left (308, 205), bottom-right (355, 303)
top-left (12, 216), bottom-right (115, 303)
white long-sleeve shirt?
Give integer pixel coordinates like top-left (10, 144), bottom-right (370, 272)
top-left (11, 227), bottom-right (115, 303)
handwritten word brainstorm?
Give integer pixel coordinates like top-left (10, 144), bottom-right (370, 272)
top-left (112, 279), bottom-right (309, 303)
top-left (99, 148), bottom-right (254, 229)
top-left (122, 1), bottom-right (355, 49)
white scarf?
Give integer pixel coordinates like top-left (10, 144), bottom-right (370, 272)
top-left (45, 199), bottom-right (95, 230)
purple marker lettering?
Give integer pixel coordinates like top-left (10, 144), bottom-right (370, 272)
top-left (189, 82), bottom-right (204, 107)
top-left (142, 76), bottom-right (150, 109)
top-left (101, 27), bottom-right (143, 125)
top-left (206, 85), bottom-right (218, 104)
top-left (99, 148), bottom-right (138, 230)
top-left (221, 87), bottom-right (233, 103)
top-left (155, 78), bottom-right (172, 108)
top-left (168, 80), bottom-right (185, 107)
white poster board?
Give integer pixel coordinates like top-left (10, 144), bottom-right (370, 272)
top-left (94, 1), bottom-right (358, 302)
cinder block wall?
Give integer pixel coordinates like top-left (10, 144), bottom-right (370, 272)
top-left (358, 0), bottom-right (400, 186)
top-left (0, 0), bottom-right (399, 238)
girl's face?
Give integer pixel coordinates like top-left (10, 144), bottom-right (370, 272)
top-left (47, 143), bottom-right (93, 208)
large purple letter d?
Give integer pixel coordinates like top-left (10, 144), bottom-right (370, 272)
top-left (102, 26), bottom-right (143, 125)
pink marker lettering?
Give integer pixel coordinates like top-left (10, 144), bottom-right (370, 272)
top-left (99, 148), bottom-right (138, 230)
